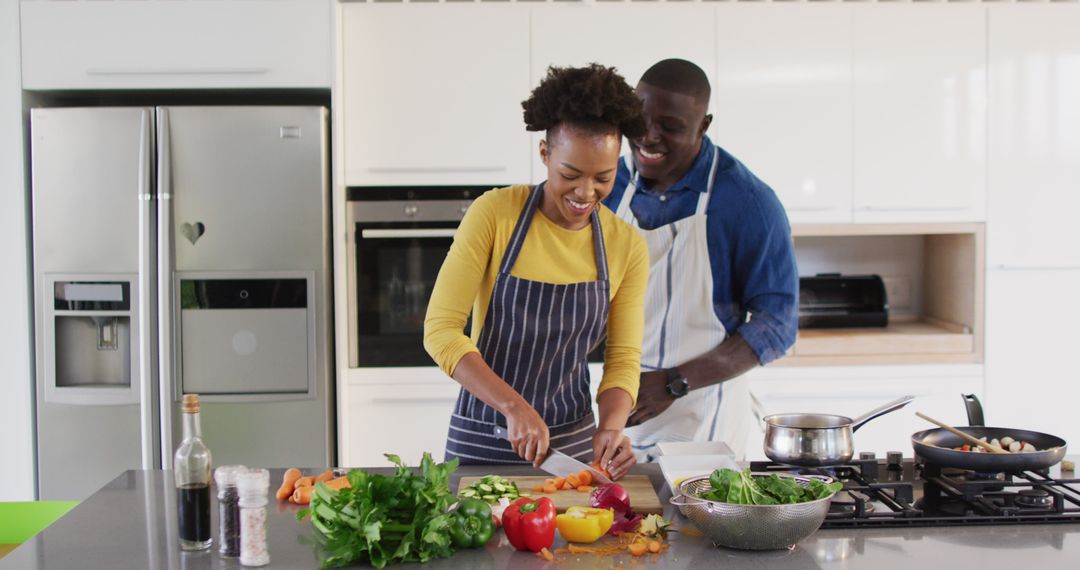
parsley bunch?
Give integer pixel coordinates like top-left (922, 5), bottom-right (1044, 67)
top-left (299, 453), bottom-right (461, 568)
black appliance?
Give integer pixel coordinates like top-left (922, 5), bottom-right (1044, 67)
top-left (749, 455), bottom-right (1080, 528)
top-left (798, 273), bottom-right (888, 329)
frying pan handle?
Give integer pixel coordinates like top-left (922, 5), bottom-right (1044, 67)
top-left (850, 395), bottom-right (916, 432)
top-left (962, 394), bottom-right (985, 427)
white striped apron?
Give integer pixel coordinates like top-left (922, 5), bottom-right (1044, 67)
top-left (615, 150), bottom-right (751, 461)
top-left (446, 184), bottom-right (610, 464)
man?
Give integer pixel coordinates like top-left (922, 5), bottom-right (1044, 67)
top-left (602, 58), bottom-right (798, 460)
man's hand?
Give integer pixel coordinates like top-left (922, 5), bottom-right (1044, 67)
top-left (626, 370), bottom-right (676, 427)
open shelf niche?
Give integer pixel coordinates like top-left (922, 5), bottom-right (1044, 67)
top-left (780, 223), bottom-right (984, 366)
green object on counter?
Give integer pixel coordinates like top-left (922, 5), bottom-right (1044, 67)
top-left (449, 499), bottom-right (494, 548)
top-left (0, 501), bottom-right (78, 544)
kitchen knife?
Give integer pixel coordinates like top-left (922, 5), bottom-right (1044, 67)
top-left (492, 426), bottom-right (612, 485)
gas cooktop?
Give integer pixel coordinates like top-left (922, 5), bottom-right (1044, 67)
top-left (750, 454), bottom-right (1080, 528)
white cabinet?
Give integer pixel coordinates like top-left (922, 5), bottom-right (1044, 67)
top-left (745, 366), bottom-right (984, 461)
top-left (343, 370), bottom-right (461, 467)
top-left (528, 4), bottom-right (715, 185)
top-left (715, 5), bottom-right (853, 224)
top-left (987, 5), bottom-right (1080, 269)
top-left (342, 3), bottom-right (531, 186)
top-left (985, 269), bottom-right (1080, 450)
top-left (20, 0), bottom-right (331, 90)
top-left (852, 5), bottom-right (986, 222)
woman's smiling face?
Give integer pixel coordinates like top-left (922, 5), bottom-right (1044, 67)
top-left (538, 124), bottom-right (622, 231)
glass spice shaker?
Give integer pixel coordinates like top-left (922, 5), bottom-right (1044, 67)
top-left (237, 468), bottom-right (271, 567)
top-left (214, 465), bottom-right (245, 558)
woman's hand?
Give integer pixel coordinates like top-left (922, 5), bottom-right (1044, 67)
top-left (506, 404), bottom-right (550, 468)
top-left (592, 429), bottom-right (636, 480)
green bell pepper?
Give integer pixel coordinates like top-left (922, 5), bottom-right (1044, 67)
top-left (450, 499), bottom-right (494, 548)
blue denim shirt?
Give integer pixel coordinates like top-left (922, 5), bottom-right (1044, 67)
top-left (603, 136), bottom-right (798, 365)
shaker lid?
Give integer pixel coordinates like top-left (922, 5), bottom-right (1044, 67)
top-left (214, 465), bottom-right (246, 487)
top-left (237, 468), bottom-right (270, 493)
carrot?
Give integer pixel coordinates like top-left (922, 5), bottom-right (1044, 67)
top-left (537, 547), bottom-right (554, 561)
top-left (532, 485), bottom-right (546, 493)
top-left (648, 540), bottom-right (661, 553)
top-left (276, 468), bottom-right (302, 501)
top-left (591, 462), bottom-right (612, 479)
top-left (323, 476), bottom-right (351, 491)
top-left (294, 475), bottom-right (315, 488)
top-left (291, 485), bottom-right (314, 504)
top-left (314, 469), bottom-right (334, 483)
top-left (552, 477), bottom-right (566, 488)
top-left (628, 542), bottom-right (648, 556)
top-left (542, 483), bottom-right (558, 494)
top-left (566, 473), bottom-right (581, 488)
top-left (576, 469), bottom-right (593, 486)
top-left (561, 480), bottom-right (573, 490)
top-left (576, 485), bottom-right (594, 493)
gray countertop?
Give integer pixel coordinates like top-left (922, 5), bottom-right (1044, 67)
top-left (3, 464), bottom-right (1080, 570)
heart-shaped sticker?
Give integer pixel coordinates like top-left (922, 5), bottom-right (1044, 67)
top-left (180, 222), bottom-right (205, 245)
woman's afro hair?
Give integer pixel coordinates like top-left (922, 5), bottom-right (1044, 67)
top-left (522, 63), bottom-right (646, 140)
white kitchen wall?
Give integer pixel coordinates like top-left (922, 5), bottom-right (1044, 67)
top-left (1, 0), bottom-right (36, 501)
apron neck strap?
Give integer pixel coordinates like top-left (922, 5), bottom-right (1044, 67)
top-left (618, 145), bottom-right (720, 219)
top-left (499, 183), bottom-right (609, 281)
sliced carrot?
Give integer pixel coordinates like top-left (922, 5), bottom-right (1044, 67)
top-left (566, 473), bottom-right (581, 488)
top-left (542, 483), bottom-right (558, 494)
top-left (648, 540), bottom-right (661, 553)
top-left (576, 485), bottom-right (594, 493)
top-left (576, 469), bottom-right (593, 487)
top-left (532, 485), bottom-right (546, 493)
top-left (628, 542), bottom-right (648, 556)
top-left (551, 476), bottom-right (566, 488)
top-left (537, 547), bottom-right (554, 561)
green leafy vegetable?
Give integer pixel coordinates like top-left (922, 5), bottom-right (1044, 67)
top-left (297, 453), bottom-right (461, 569)
top-left (699, 468), bottom-right (841, 505)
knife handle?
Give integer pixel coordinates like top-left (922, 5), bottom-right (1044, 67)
top-left (492, 426), bottom-right (508, 440)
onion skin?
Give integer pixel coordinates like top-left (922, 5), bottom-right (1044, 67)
top-left (589, 483), bottom-right (641, 535)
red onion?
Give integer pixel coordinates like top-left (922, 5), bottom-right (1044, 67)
top-left (589, 483), bottom-right (642, 535)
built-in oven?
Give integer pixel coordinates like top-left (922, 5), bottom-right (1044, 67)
top-left (346, 187), bottom-right (492, 367)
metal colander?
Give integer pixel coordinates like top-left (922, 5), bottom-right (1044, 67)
top-left (670, 473), bottom-right (834, 550)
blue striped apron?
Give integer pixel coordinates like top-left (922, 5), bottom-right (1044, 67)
top-left (445, 184), bottom-right (610, 464)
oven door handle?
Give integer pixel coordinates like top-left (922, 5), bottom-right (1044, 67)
top-left (360, 229), bottom-right (457, 239)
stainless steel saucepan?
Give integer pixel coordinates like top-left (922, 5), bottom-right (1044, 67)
top-left (764, 395), bottom-right (915, 466)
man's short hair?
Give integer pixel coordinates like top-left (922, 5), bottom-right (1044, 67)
top-left (639, 59), bottom-right (711, 105)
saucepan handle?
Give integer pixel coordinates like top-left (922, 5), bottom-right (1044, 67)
top-left (850, 395), bottom-right (916, 432)
top-left (961, 393), bottom-right (985, 427)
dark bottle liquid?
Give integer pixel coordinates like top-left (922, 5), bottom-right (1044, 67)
top-left (177, 483), bottom-right (211, 543)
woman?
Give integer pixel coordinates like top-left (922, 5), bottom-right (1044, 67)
top-left (423, 64), bottom-right (649, 479)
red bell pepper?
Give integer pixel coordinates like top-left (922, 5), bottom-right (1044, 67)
top-left (501, 497), bottom-right (556, 552)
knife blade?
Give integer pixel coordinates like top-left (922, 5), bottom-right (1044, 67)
top-left (492, 426), bottom-right (612, 485)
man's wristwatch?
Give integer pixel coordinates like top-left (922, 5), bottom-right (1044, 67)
top-left (664, 367), bottom-right (690, 398)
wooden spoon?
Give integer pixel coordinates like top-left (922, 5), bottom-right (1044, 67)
top-left (915, 411), bottom-right (1010, 454)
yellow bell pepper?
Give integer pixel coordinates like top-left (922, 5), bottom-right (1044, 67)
top-left (555, 506), bottom-right (614, 543)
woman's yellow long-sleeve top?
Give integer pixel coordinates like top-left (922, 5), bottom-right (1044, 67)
top-left (423, 185), bottom-right (648, 405)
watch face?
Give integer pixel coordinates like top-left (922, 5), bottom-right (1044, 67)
top-left (667, 376), bottom-right (689, 397)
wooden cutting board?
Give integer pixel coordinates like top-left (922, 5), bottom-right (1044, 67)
top-left (457, 475), bottom-right (663, 515)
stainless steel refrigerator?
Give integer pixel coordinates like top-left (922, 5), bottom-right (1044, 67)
top-left (31, 106), bottom-right (334, 501)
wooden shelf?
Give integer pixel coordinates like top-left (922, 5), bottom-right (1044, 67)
top-left (779, 317), bottom-right (976, 367)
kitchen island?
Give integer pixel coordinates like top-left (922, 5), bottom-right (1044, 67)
top-left (3, 464), bottom-right (1079, 570)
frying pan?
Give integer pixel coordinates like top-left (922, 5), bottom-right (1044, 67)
top-left (911, 394), bottom-right (1067, 472)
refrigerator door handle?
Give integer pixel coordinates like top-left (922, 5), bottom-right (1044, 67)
top-left (137, 109), bottom-right (158, 470)
top-left (156, 107), bottom-right (175, 470)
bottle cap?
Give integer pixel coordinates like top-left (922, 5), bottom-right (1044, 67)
top-left (214, 465), bottom-right (246, 487)
top-left (237, 468), bottom-right (270, 494)
top-left (182, 394), bottom-right (200, 414)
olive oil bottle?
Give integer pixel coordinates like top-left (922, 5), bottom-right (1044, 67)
top-left (175, 394), bottom-right (212, 550)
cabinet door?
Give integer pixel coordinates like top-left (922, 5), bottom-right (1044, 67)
top-left (985, 269), bottom-right (1080, 449)
top-left (746, 371), bottom-right (983, 460)
top-left (528, 4), bottom-right (715, 184)
top-left (852, 5), bottom-right (986, 221)
top-left (343, 4), bottom-right (531, 186)
top-left (987, 5), bottom-right (1080, 269)
top-left (716, 5), bottom-right (853, 224)
top-left (20, 0), bottom-right (331, 89)
top-left (344, 379), bottom-right (460, 467)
